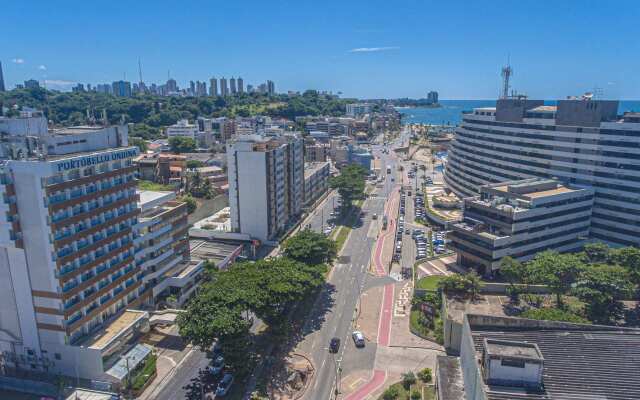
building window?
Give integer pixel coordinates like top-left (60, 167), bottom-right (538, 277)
top-left (54, 353), bottom-right (61, 360)
top-left (501, 358), bottom-right (525, 368)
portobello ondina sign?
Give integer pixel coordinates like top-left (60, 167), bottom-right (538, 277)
top-left (55, 148), bottom-right (139, 172)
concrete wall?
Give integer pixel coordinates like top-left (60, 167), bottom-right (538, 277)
top-left (495, 99), bottom-right (544, 123)
top-left (556, 100), bottom-right (619, 127)
top-left (236, 151), bottom-right (269, 242)
top-left (459, 316), bottom-right (487, 400)
top-left (486, 358), bottom-right (542, 387)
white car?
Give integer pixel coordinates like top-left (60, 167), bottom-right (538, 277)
top-left (352, 331), bottom-right (365, 347)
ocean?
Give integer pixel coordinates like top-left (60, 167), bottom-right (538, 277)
top-left (397, 100), bottom-right (640, 126)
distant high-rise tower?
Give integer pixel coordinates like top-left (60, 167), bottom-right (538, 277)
top-left (220, 77), bottom-right (229, 96)
top-left (501, 63), bottom-right (513, 99)
top-left (166, 78), bottom-right (178, 93)
top-left (189, 81), bottom-right (196, 96)
top-left (0, 61), bottom-right (5, 92)
top-left (210, 77), bottom-right (218, 96)
top-left (237, 77), bottom-right (244, 94)
top-left (230, 77), bottom-right (237, 94)
top-left (427, 91), bottom-right (438, 104)
top-left (112, 80), bottom-right (132, 97)
top-left (267, 80), bottom-right (275, 95)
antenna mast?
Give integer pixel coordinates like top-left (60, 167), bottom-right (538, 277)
top-left (501, 59), bottom-right (513, 99)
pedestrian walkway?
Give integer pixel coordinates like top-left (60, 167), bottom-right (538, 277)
top-left (343, 370), bottom-right (386, 400)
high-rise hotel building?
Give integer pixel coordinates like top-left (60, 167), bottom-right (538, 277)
top-left (444, 98), bottom-right (640, 248)
top-left (0, 117), bottom-right (163, 380)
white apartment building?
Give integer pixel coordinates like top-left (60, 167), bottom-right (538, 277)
top-left (445, 98), bottom-right (640, 247)
top-left (304, 162), bottom-right (330, 206)
top-left (449, 179), bottom-right (594, 276)
top-left (135, 190), bottom-right (197, 307)
top-left (346, 103), bottom-right (372, 117)
top-left (227, 133), bottom-right (304, 244)
top-left (166, 119), bottom-right (198, 141)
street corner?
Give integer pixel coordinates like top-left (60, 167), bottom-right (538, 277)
top-left (354, 284), bottom-right (383, 343)
top-left (338, 369), bottom-right (374, 398)
top-left (339, 369), bottom-right (387, 400)
top-left (374, 345), bottom-right (438, 379)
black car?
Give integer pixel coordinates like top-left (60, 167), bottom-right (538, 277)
top-left (329, 337), bottom-right (341, 353)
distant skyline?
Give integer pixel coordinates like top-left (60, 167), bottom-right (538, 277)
top-left (2, 0), bottom-right (639, 99)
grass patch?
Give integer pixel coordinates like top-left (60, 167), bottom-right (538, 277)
top-left (130, 354), bottom-right (157, 392)
top-left (415, 275), bottom-right (443, 291)
top-left (334, 226), bottom-right (352, 251)
top-left (519, 307), bottom-right (589, 324)
top-left (138, 180), bottom-right (173, 191)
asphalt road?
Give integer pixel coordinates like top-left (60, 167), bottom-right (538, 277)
top-left (151, 347), bottom-right (212, 400)
top-left (151, 131), bottom-right (412, 400)
top-left (298, 131), bottom-right (410, 400)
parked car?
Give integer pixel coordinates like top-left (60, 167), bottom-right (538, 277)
top-left (329, 337), bottom-right (341, 353)
top-left (208, 356), bottom-right (225, 376)
top-left (215, 373), bottom-right (234, 397)
top-left (352, 331), bottom-right (366, 347)
top-left (372, 213), bottom-right (378, 220)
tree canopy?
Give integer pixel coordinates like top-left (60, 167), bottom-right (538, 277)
top-left (0, 87), bottom-right (354, 139)
top-left (438, 272), bottom-right (483, 299)
top-left (169, 136), bottom-right (196, 153)
top-left (527, 251), bottom-right (584, 308)
top-left (177, 257), bottom-right (326, 371)
top-left (330, 163), bottom-right (367, 209)
top-left (282, 229), bottom-right (337, 265)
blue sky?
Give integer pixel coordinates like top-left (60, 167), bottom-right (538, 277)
top-left (2, 0), bottom-right (639, 99)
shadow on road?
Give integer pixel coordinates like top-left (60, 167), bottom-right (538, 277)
top-left (182, 369), bottom-right (216, 400)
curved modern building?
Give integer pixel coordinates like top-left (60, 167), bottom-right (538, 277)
top-left (445, 98), bottom-right (640, 248)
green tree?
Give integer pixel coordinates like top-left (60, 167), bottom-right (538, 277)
top-left (282, 229), bottom-right (337, 265)
top-left (575, 264), bottom-right (634, 324)
top-left (129, 137), bottom-right (148, 152)
top-left (247, 258), bottom-right (326, 329)
top-left (329, 163), bottom-right (367, 209)
top-left (527, 251), bottom-right (584, 308)
top-left (609, 246), bottom-right (640, 284)
top-left (382, 386), bottom-right (400, 400)
top-left (438, 272), bottom-right (483, 299)
top-left (583, 242), bottom-right (611, 263)
top-left (418, 367), bottom-right (432, 383)
top-left (169, 136), bottom-right (196, 153)
top-left (499, 256), bottom-right (527, 304)
top-left (402, 371), bottom-right (417, 389)
top-left (186, 159), bottom-right (204, 169)
top-left (179, 195), bottom-right (197, 214)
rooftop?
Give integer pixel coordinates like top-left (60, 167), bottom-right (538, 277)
top-left (86, 309), bottom-right (148, 351)
top-left (65, 389), bottom-right (118, 400)
top-left (190, 239), bottom-right (244, 266)
top-left (50, 125), bottom-right (111, 135)
top-left (304, 161), bottom-right (330, 178)
top-left (469, 315), bottom-right (640, 400)
top-left (484, 338), bottom-right (543, 361)
top-left (436, 356), bottom-right (466, 400)
top-left (138, 190), bottom-right (174, 208)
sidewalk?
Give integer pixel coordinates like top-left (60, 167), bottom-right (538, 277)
top-left (137, 326), bottom-right (194, 400)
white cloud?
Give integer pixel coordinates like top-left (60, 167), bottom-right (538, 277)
top-left (38, 65), bottom-right (47, 71)
top-left (607, 81), bottom-right (616, 86)
top-left (12, 58), bottom-right (25, 64)
top-left (348, 46), bottom-right (399, 53)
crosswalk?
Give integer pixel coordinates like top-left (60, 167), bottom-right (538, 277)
top-left (393, 282), bottom-right (412, 317)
